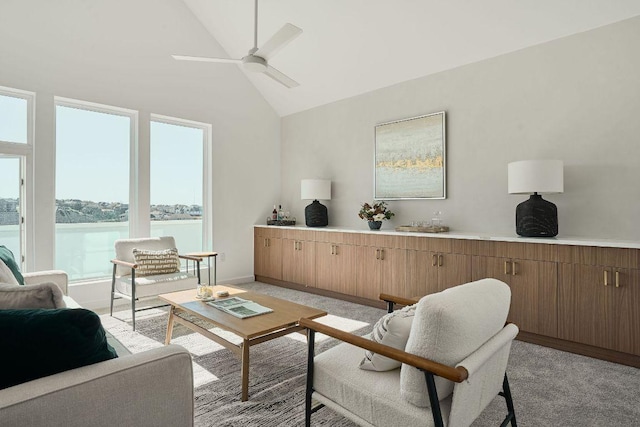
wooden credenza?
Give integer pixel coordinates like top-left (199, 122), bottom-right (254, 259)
top-left (254, 226), bottom-right (640, 367)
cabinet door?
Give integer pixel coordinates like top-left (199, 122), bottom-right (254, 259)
top-left (438, 253), bottom-right (472, 291)
top-left (282, 239), bottom-right (316, 287)
top-left (282, 238), bottom-right (298, 283)
top-left (380, 248), bottom-right (407, 298)
top-left (331, 244), bottom-right (357, 295)
top-left (559, 264), bottom-right (610, 349)
top-left (316, 242), bottom-right (356, 295)
top-left (356, 246), bottom-right (382, 300)
top-left (264, 237), bottom-right (282, 280)
top-left (298, 240), bottom-right (316, 287)
top-left (607, 268), bottom-right (640, 355)
top-left (473, 256), bottom-right (557, 337)
top-left (254, 232), bottom-right (269, 277)
top-left (406, 250), bottom-right (439, 298)
top-left (509, 258), bottom-right (557, 337)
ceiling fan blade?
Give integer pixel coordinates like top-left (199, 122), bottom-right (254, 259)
top-left (263, 65), bottom-right (299, 88)
top-left (172, 55), bottom-right (242, 64)
top-left (255, 23), bottom-right (302, 60)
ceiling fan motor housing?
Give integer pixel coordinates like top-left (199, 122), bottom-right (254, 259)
top-left (243, 55), bottom-right (267, 72)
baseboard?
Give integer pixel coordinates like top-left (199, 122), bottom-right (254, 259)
top-left (516, 331), bottom-right (640, 368)
top-left (254, 275), bottom-right (387, 310)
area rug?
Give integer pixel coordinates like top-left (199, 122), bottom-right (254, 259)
top-left (101, 282), bottom-right (640, 427)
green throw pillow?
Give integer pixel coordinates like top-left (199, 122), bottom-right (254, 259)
top-left (0, 245), bottom-right (24, 286)
top-left (0, 308), bottom-right (118, 390)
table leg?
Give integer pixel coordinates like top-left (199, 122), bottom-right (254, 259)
top-left (241, 339), bottom-right (250, 401)
top-left (213, 256), bottom-right (217, 286)
top-left (207, 256), bottom-right (211, 285)
top-left (165, 306), bottom-right (176, 345)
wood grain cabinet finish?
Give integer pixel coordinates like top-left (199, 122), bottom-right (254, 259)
top-left (254, 228), bottom-right (283, 280)
top-left (356, 235), bottom-right (407, 300)
top-left (471, 241), bottom-right (558, 337)
top-left (254, 227), bottom-right (640, 363)
top-left (405, 237), bottom-right (473, 298)
top-left (281, 229), bottom-right (316, 287)
top-left (315, 240), bottom-right (357, 295)
top-left (472, 255), bottom-right (558, 337)
top-left (558, 245), bottom-right (640, 355)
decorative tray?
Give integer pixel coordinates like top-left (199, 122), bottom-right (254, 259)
top-left (267, 219), bottom-right (296, 226)
top-left (395, 225), bottom-right (450, 233)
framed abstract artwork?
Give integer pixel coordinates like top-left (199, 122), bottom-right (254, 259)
top-left (374, 111), bottom-right (446, 199)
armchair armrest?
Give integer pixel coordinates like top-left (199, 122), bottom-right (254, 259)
top-left (23, 270), bottom-right (69, 295)
top-left (110, 258), bottom-right (137, 269)
top-left (379, 293), bottom-right (420, 313)
top-left (299, 318), bottom-right (468, 383)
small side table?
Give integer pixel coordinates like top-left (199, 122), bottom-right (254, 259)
top-left (186, 251), bottom-right (218, 285)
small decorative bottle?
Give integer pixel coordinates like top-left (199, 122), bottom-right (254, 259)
top-left (277, 205), bottom-right (284, 220)
top-left (272, 205), bottom-right (278, 220)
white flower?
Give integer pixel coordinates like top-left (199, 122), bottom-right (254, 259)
top-left (373, 213), bottom-right (385, 221)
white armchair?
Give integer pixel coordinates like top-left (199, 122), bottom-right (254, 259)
top-left (110, 236), bottom-right (201, 330)
top-left (300, 278), bottom-right (518, 427)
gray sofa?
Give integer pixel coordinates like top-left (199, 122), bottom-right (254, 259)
top-left (0, 271), bottom-right (194, 427)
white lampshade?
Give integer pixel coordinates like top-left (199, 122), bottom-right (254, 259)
top-left (508, 160), bottom-right (564, 194)
top-left (301, 179), bottom-right (331, 200)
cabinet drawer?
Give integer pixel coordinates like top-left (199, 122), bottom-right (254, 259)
top-left (255, 227), bottom-right (282, 239)
top-left (314, 231), bottom-right (359, 245)
top-left (558, 246), bottom-right (637, 268)
top-left (359, 234), bottom-right (405, 249)
top-left (280, 228), bottom-right (315, 241)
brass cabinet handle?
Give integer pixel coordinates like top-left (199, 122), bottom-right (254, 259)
top-left (615, 270), bottom-right (620, 288)
top-left (504, 261), bottom-right (510, 275)
top-left (334, 245), bottom-right (338, 256)
top-left (375, 249), bottom-right (380, 260)
top-left (604, 269), bottom-right (608, 287)
top-left (432, 254), bottom-right (438, 266)
top-left (380, 249), bottom-right (385, 261)
top-left (264, 238), bottom-right (268, 247)
top-left (511, 261), bottom-right (517, 276)
top-left (438, 254), bottom-right (443, 267)
top-left (330, 244), bottom-right (335, 255)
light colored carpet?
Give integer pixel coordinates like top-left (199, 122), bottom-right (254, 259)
top-left (100, 282), bottom-right (640, 427)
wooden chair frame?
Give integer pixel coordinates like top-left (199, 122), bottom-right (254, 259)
top-left (300, 293), bottom-right (517, 427)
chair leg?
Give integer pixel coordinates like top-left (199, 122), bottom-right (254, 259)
top-left (305, 329), bottom-right (316, 427)
top-left (501, 373), bottom-right (517, 427)
top-left (110, 264), bottom-right (117, 317)
top-left (424, 371), bottom-right (444, 427)
top-left (131, 269), bottom-right (136, 331)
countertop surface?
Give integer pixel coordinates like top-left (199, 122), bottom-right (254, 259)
top-left (254, 224), bottom-right (640, 249)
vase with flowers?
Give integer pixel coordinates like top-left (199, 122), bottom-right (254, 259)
top-left (358, 201), bottom-right (395, 230)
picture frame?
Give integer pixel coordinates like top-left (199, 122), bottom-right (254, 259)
top-left (374, 111), bottom-right (446, 199)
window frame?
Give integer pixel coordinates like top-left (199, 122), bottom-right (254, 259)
top-left (0, 86), bottom-right (35, 270)
top-left (149, 114), bottom-right (213, 252)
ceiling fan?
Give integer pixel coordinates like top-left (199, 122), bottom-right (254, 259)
top-left (173, 0), bottom-right (303, 88)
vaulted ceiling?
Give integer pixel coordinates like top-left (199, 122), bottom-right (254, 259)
top-left (180, 0), bottom-right (640, 117)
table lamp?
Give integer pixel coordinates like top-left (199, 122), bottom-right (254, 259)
top-left (508, 160), bottom-right (563, 237)
top-left (301, 179), bottom-right (331, 227)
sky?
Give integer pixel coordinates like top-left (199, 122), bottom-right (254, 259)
top-left (0, 94), bottom-right (204, 205)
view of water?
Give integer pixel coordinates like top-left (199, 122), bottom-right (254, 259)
top-left (0, 220), bottom-right (203, 282)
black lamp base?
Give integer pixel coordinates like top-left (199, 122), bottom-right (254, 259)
top-left (305, 200), bottom-right (328, 227)
top-left (515, 193), bottom-right (558, 237)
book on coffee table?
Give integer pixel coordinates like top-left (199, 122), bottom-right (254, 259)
top-left (207, 297), bottom-right (273, 319)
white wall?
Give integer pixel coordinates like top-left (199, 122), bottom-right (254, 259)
top-left (0, 0), bottom-right (281, 306)
top-left (281, 16), bottom-right (640, 241)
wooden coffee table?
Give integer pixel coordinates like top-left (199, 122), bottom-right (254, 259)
top-left (159, 285), bottom-right (327, 401)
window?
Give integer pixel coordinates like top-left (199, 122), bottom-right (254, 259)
top-left (0, 93), bottom-right (28, 144)
top-left (0, 157), bottom-right (22, 261)
top-left (0, 87), bottom-right (33, 269)
top-left (150, 118), bottom-right (208, 254)
top-left (55, 100), bottom-right (135, 281)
